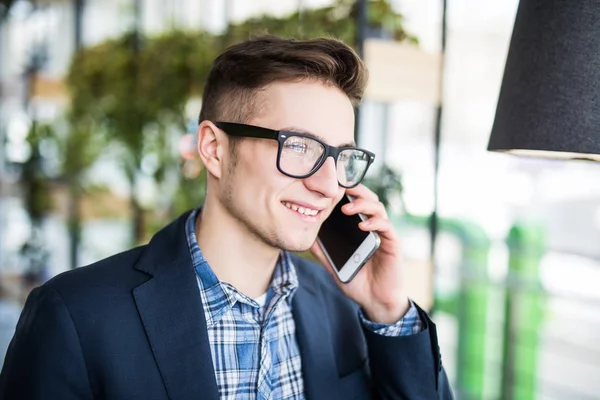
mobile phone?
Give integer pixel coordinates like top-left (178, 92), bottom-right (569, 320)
top-left (317, 195), bottom-right (381, 283)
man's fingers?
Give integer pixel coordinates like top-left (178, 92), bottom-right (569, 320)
top-left (343, 198), bottom-right (387, 219)
top-left (345, 184), bottom-right (379, 202)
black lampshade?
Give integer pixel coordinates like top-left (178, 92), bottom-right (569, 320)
top-left (488, 0), bottom-right (600, 162)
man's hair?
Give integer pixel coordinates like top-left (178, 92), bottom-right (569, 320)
top-left (198, 35), bottom-right (368, 125)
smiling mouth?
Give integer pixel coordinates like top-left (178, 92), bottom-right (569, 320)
top-left (281, 201), bottom-right (320, 217)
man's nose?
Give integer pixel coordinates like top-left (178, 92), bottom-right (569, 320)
top-left (302, 157), bottom-right (339, 198)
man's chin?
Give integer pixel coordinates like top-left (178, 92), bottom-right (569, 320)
top-left (278, 235), bottom-right (317, 253)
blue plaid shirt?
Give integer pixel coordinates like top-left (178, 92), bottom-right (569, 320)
top-left (186, 208), bottom-right (422, 399)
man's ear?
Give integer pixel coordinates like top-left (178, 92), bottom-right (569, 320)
top-left (197, 120), bottom-right (227, 179)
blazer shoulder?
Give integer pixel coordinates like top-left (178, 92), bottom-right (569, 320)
top-left (44, 245), bottom-right (149, 301)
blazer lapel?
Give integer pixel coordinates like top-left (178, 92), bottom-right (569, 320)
top-left (293, 258), bottom-right (340, 400)
top-left (133, 211), bottom-right (219, 400)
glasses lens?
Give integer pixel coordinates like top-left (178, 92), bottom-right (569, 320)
top-left (279, 135), bottom-right (325, 177)
top-left (337, 149), bottom-right (370, 187)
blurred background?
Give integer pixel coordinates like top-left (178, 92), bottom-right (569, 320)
top-left (1, 0), bottom-right (599, 398)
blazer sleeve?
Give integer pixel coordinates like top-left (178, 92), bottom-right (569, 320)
top-left (0, 284), bottom-right (95, 400)
top-left (364, 304), bottom-right (454, 399)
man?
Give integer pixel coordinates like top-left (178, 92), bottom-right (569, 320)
top-left (0, 35), bottom-right (453, 399)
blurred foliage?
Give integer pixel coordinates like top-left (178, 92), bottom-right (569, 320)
top-left (59, 111), bottom-right (106, 266)
top-left (17, 122), bottom-right (55, 280)
top-left (62, 0), bottom-right (410, 244)
top-left (225, 0), bottom-right (417, 45)
top-left (66, 31), bottom-right (218, 244)
top-left (0, 0), bottom-right (15, 21)
top-left (22, 123), bottom-right (55, 225)
top-left (362, 163), bottom-right (404, 211)
top-left (170, 163), bottom-right (207, 218)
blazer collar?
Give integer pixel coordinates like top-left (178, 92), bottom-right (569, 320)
top-left (133, 210), bottom-right (219, 400)
top-left (292, 254), bottom-right (341, 400)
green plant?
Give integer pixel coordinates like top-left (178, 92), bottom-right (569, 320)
top-left (224, 0), bottom-right (416, 46)
top-left (0, 0), bottom-right (16, 21)
top-left (362, 164), bottom-right (404, 211)
top-left (66, 30), bottom-right (218, 244)
top-left (21, 123), bottom-right (55, 225)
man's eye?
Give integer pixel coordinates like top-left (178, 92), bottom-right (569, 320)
top-left (285, 142), bottom-right (307, 153)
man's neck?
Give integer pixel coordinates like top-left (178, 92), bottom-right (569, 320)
top-left (196, 199), bottom-right (281, 299)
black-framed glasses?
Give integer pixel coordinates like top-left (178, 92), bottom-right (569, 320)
top-left (214, 122), bottom-right (375, 189)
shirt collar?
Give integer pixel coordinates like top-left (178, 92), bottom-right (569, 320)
top-left (185, 208), bottom-right (299, 326)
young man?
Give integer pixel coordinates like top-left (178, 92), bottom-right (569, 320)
top-left (0, 36), bottom-right (453, 399)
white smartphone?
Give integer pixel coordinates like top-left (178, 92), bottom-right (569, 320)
top-left (317, 195), bottom-right (381, 283)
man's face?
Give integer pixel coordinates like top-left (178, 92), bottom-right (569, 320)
top-left (220, 80), bottom-right (355, 252)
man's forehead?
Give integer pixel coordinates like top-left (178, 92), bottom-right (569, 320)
top-left (256, 81), bottom-right (356, 146)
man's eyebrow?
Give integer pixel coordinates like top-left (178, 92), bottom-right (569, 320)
top-left (280, 126), bottom-right (356, 147)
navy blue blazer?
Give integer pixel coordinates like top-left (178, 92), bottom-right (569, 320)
top-left (0, 211), bottom-right (453, 399)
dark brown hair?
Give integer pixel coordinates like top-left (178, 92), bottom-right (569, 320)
top-left (198, 35), bottom-right (368, 124)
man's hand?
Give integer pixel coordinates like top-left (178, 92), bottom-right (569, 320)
top-left (310, 184), bottom-right (410, 324)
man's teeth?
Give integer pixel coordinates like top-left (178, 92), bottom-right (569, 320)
top-left (283, 202), bottom-right (319, 216)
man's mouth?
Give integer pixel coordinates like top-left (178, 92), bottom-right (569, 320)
top-left (281, 201), bottom-right (320, 217)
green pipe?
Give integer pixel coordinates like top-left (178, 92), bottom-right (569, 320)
top-left (398, 214), bottom-right (493, 399)
top-left (501, 223), bottom-right (546, 400)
